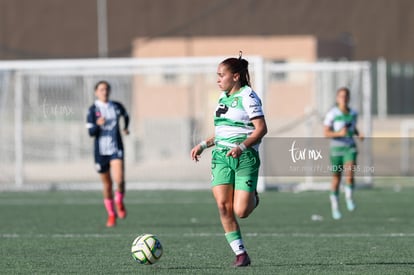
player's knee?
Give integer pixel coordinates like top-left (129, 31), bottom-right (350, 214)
top-left (234, 207), bottom-right (251, 219)
top-left (216, 201), bottom-right (232, 217)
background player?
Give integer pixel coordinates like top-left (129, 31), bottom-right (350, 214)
top-left (190, 52), bottom-right (267, 267)
top-left (86, 80), bottom-right (130, 227)
top-left (323, 87), bottom-right (364, 220)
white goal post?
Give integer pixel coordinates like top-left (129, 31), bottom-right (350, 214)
top-left (0, 57), bottom-right (372, 191)
top-left (401, 120), bottom-right (414, 176)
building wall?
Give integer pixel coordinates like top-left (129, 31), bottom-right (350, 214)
top-left (1, 0), bottom-right (414, 61)
top-left (133, 36), bottom-right (318, 62)
top-left (130, 35), bottom-right (326, 153)
top-left (131, 36), bottom-right (318, 128)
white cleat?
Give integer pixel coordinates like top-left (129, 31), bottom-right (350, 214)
top-left (332, 208), bottom-right (342, 220)
top-left (346, 199), bottom-right (356, 212)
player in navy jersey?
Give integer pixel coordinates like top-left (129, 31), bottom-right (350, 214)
top-left (86, 80), bottom-right (129, 227)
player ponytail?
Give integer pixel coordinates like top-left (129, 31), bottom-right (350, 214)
top-left (221, 51), bottom-right (251, 87)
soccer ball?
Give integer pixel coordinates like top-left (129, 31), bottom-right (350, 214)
top-left (131, 234), bottom-right (163, 265)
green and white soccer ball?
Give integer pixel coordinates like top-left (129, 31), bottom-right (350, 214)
top-left (131, 234), bottom-right (163, 265)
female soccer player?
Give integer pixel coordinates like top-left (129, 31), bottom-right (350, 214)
top-left (86, 80), bottom-right (130, 227)
top-left (190, 52), bottom-right (267, 267)
top-left (323, 87), bottom-right (364, 220)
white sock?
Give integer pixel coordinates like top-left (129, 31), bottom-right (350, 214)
top-left (330, 194), bottom-right (339, 210)
top-left (229, 239), bottom-right (246, 255)
top-left (345, 185), bottom-right (353, 201)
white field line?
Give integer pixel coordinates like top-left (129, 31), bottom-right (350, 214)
top-left (1, 232), bottom-right (414, 239)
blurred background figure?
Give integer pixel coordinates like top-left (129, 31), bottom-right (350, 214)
top-left (86, 80), bottom-right (130, 227)
top-left (323, 87), bottom-right (364, 220)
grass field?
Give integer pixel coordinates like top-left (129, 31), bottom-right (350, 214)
top-left (1, 186), bottom-right (413, 274)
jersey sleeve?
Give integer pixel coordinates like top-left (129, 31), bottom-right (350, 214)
top-left (115, 102), bottom-right (129, 130)
top-left (121, 105), bottom-right (130, 130)
top-left (323, 109), bottom-right (334, 127)
top-left (350, 110), bottom-right (358, 135)
top-left (353, 110), bottom-right (358, 123)
top-left (86, 105), bottom-right (100, 137)
top-left (242, 91), bottom-right (264, 120)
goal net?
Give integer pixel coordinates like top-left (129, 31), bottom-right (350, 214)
top-left (0, 57), bottom-right (372, 190)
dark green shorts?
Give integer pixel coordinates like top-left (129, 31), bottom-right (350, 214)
top-left (330, 146), bottom-right (357, 172)
top-left (211, 147), bottom-right (260, 192)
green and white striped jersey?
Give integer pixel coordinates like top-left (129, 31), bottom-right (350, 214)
top-left (323, 106), bottom-right (358, 147)
top-left (214, 86), bottom-right (264, 151)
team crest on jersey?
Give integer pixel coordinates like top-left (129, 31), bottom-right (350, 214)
top-left (231, 98), bottom-right (239, 108)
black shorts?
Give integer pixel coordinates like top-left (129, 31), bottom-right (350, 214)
top-left (95, 150), bottom-right (124, 173)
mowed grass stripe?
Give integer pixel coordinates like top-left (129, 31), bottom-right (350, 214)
top-left (2, 232), bottom-right (414, 238)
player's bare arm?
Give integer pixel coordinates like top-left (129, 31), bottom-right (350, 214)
top-left (226, 117), bottom-right (267, 158)
top-left (191, 135), bottom-right (215, 162)
top-left (323, 125), bottom-right (347, 138)
top-left (354, 127), bottom-right (364, 141)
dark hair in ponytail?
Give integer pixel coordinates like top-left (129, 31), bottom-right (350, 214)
top-left (221, 51), bottom-right (251, 87)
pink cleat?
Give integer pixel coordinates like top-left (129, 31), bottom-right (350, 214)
top-left (106, 215), bottom-right (116, 227)
top-left (116, 202), bottom-right (127, 219)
